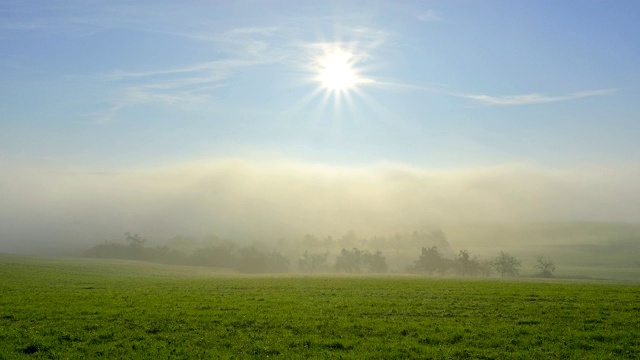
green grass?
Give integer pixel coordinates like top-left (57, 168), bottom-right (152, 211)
top-left (1, 255), bottom-right (638, 359)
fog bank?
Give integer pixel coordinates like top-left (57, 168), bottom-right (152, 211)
top-left (1, 158), bottom-right (638, 255)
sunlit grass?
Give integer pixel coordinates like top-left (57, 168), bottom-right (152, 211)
top-left (1, 255), bottom-right (638, 358)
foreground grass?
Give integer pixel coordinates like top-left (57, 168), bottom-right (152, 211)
top-left (0, 255), bottom-right (638, 359)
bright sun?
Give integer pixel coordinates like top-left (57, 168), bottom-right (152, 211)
top-left (301, 42), bottom-right (374, 109)
top-left (316, 48), bottom-right (365, 93)
top-left (316, 49), bottom-right (359, 92)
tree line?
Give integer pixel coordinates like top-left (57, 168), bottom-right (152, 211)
top-left (83, 231), bottom-right (555, 277)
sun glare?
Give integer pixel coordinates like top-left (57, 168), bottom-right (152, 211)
top-left (318, 49), bottom-right (357, 91)
top-left (297, 42), bottom-right (377, 112)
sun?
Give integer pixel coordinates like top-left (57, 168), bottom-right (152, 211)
top-left (312, 46), bottom-right (371, 96)
top-left (317, 49), bottom-right (358, 91)
top-left (295, 41), bottom-right (376, 113)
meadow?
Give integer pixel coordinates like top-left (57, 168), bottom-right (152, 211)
top-left (0, 254), bottom-right (638, 359)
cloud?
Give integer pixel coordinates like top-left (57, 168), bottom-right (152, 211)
top-left (1, 158), bottom-right (638, 254)
top-left (462, 89), bottom-right (616, 106)
top-left (94, 21), bottom-right (391, 123)
top-left (92, 26), bottom-right (291, 123)
top-left (1, 3), bottom-right (294, 122)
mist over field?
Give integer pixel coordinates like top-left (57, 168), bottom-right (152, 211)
top-left (1, 158), bottom-right (639, 261)
top-left (2, 2), bottom-right (640, 358)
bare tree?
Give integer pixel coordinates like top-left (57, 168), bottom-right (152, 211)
top-left (534, 256), bottom-right (556, 277)
top-left (125, 232), bottom-right (147, 248)
top-left (492, 251), bottom-right (521, 277)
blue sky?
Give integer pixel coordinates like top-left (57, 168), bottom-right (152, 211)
top-left (2, 0), bottom-right (638, 168)
top-left (2, 1), bottom-right (640, 251)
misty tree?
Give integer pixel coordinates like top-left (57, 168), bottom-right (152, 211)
top-left (166, 235), bottom-right (202, 254)
top-left (388, 229), bottom-right (452, 257)
top-left (335, 248), bottom-right (364, 273)
top-left (83, 241), bottom-right (130, 260)
top-left (236, 246), bottom-right (289, 273)
top-left (455, 250), bottom-right (481, 276)
top-left (322, 236), bottom-right (334, 251)
top-left (478, 259), bottom-right (494, 277)
top-left (298, 251), bottom-right (329, 273)
top-left (426, 229), bottom-right (453, 254)
top-left (85, 233), bottom-right (184, 263)
top-left (190, 242), bottom-right (238, 268)
top-left (334, 248), bottom-right (387, 273)
top-left (408, 246), bottom-right (452, 275)
top-left (363, 250), bottom-right (388, 273)
top-left (534, 256), bottom-right (556, 277)
top-left (125, 232), bottom-right (147, 248)
top-left (492, 251), bottom-right (521, 277)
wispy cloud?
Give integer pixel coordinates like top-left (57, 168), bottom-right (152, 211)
top-left (94, 22), bottom-right (391, 123)
top-left (461, 89), bottom-right (616, 106)
top-left (92, 25), bottom-right (292, 123)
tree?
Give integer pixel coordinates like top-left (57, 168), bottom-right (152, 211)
top-left (478, 259), bottom-right (494, 277)
top-left (409, 246), bottom-right (451, 275)
top-left (236, 246), bottom-right (289, 273)
top-left (298, 251), bottom-right (329, 273)
top-left (334, 248), bottom-right (388, 273)
top-left (190, 242), bottom-right (238, 268)
top-left (335, 248), bottom-right (363, 273)
top-left (492, 251), bottom-right (521, 277)
top-left (534, 256), bottom-right (556, 277)
top-left (455, 250), bottom-right (481, 276)
top-left (362, 250), bottom-right (388, 273)
top-left (426, 229), bottom-right (453, 254)
top-left (125, 232), bottom-right (147, 248)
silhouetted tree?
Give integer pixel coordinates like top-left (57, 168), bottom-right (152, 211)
top-left (125, 232), bottom-right (147, 248)
top-left (493, 251), bottom-right (521, 277)
top-left (335, 248), bottom-right (387, 273)
top-left (534, 256), bottom-right (556, 277)
top-left (335, 248), bottom-right (364, 273)
top-left (455, 250), bottom-right (481, 276)
top-left (408, 246), bottom-right (451, 275)
top-left (363, 250), bottom-right (388, 273)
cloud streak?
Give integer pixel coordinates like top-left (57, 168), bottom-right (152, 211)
top-left (94, 22), bottom-right (391, 123)
top-left (461, 89), bottom-right (616, 106)
top-left (92, 26), bottom-right (291, 123)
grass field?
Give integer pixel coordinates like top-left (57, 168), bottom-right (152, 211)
top-left (1, 255), bottom-right (638, 359)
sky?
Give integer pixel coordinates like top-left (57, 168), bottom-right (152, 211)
top-left (1, 1), bottom-right (639, 253)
